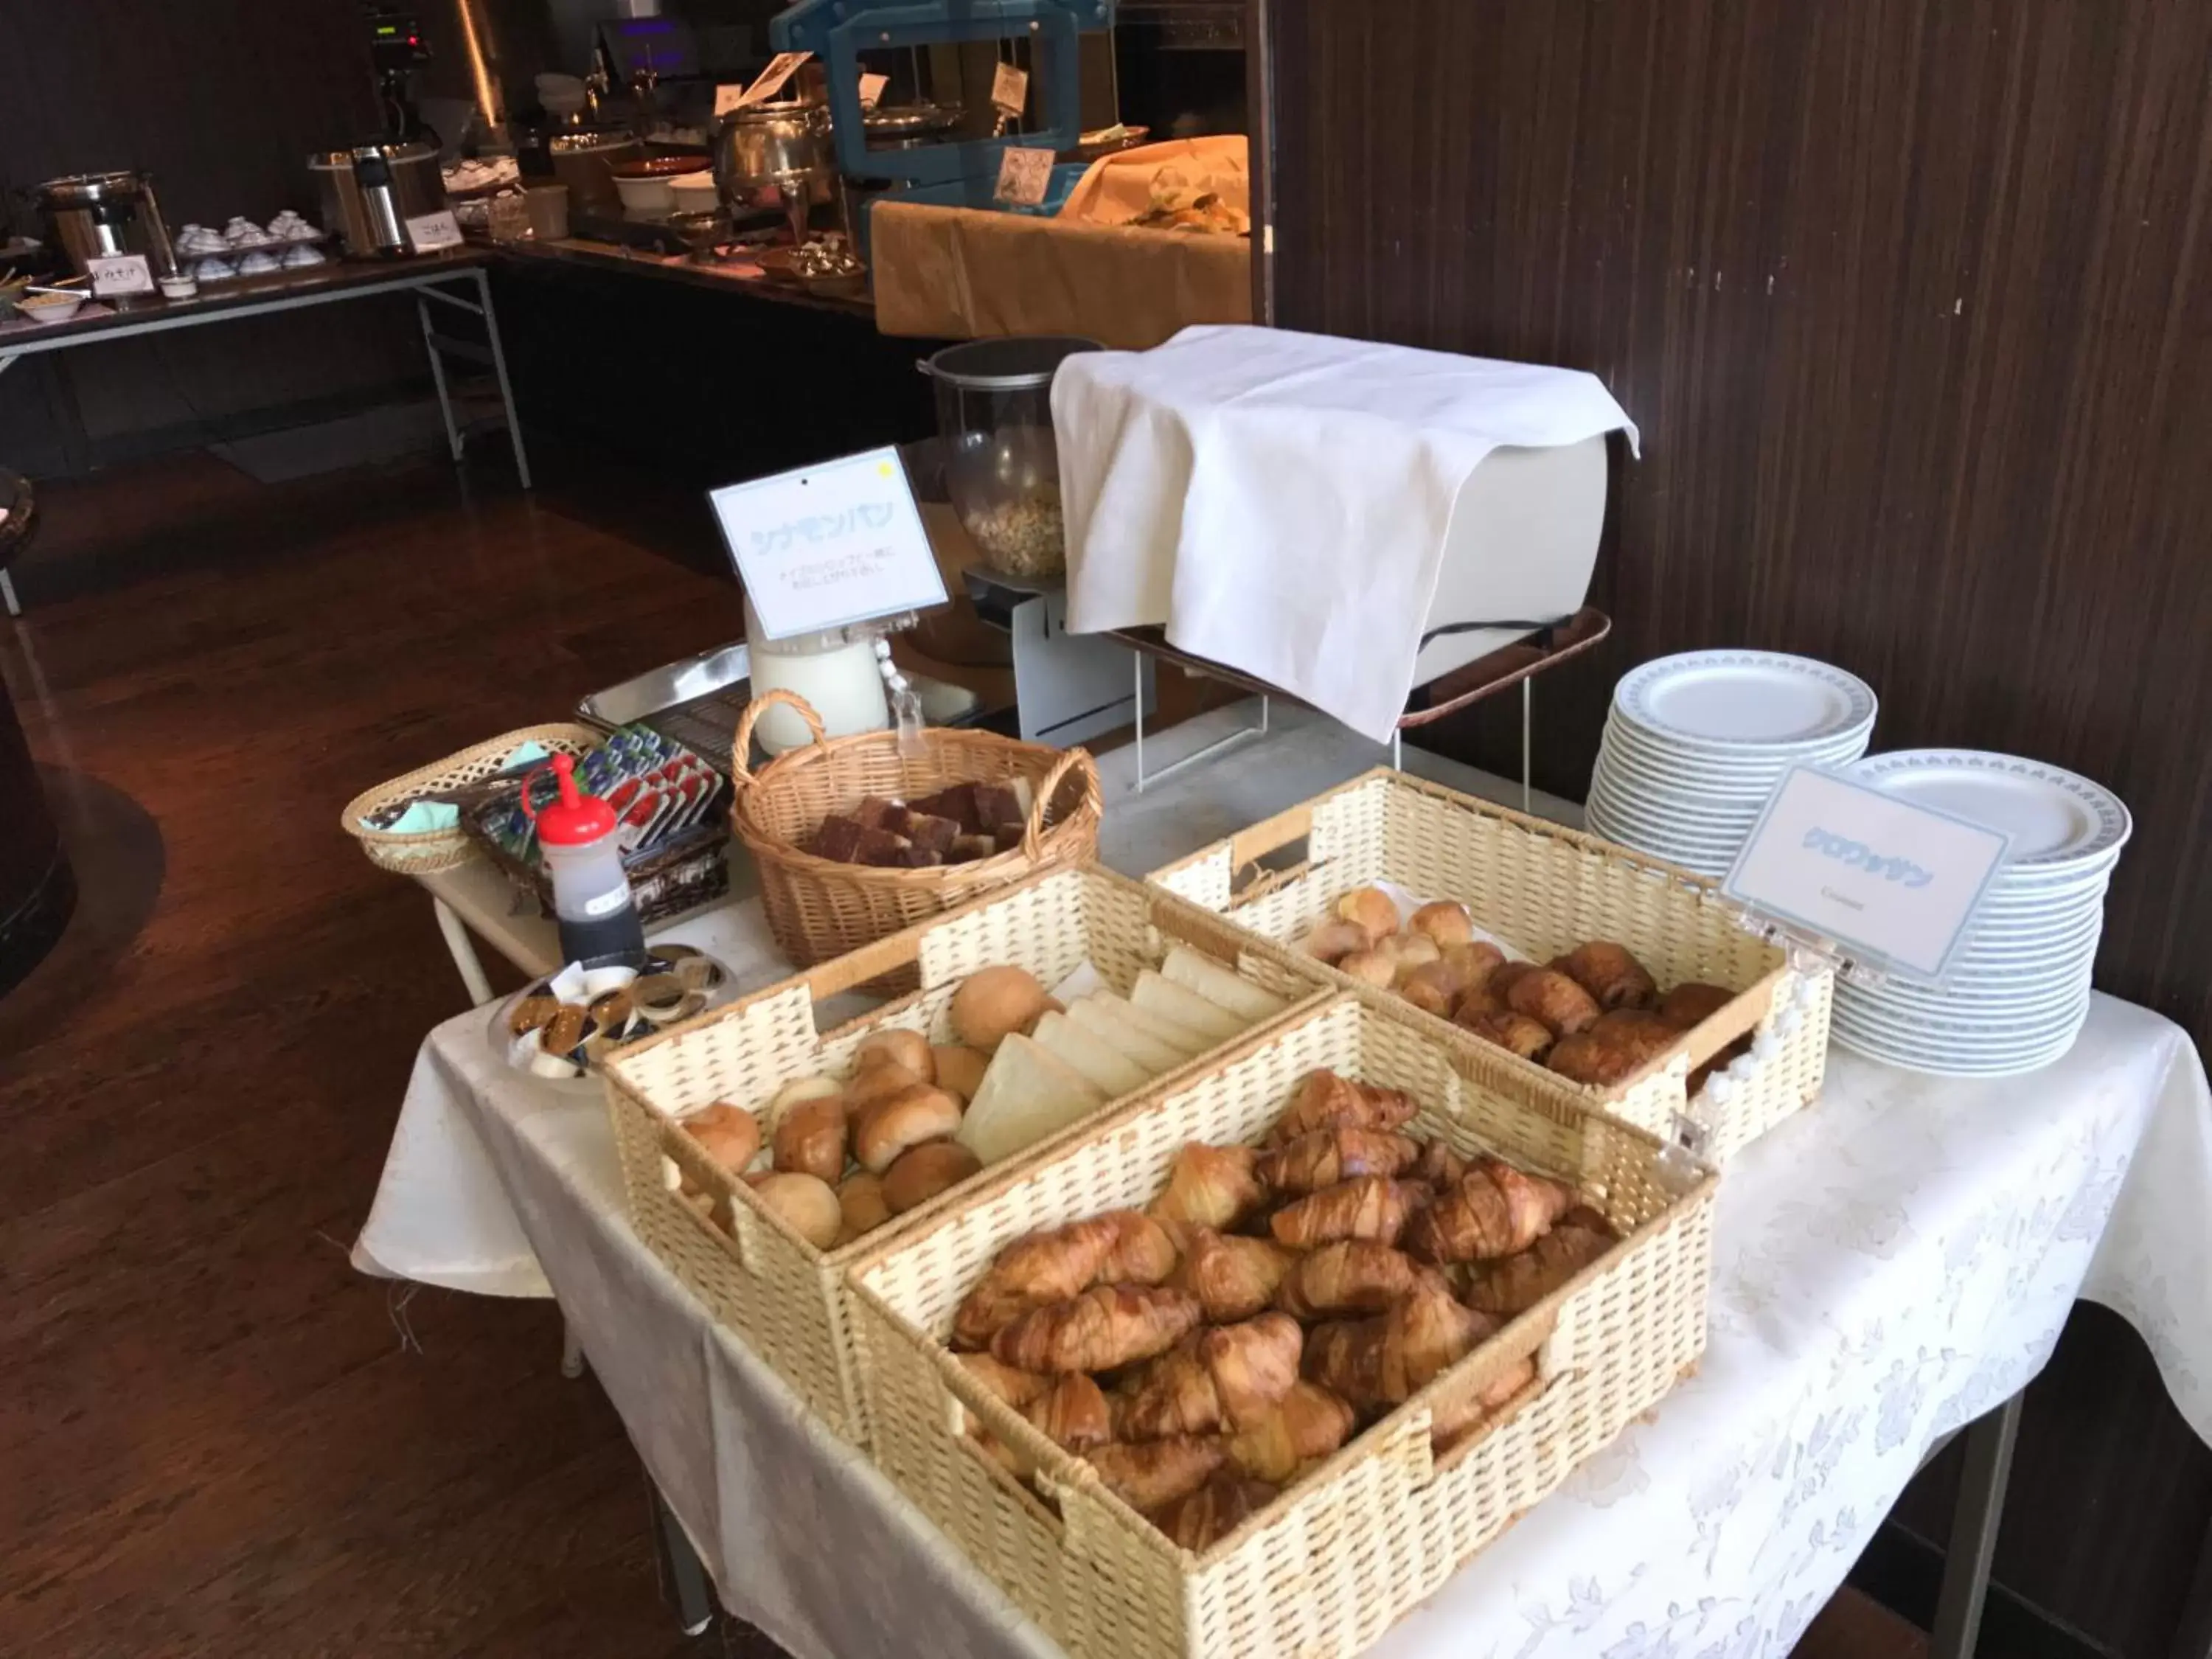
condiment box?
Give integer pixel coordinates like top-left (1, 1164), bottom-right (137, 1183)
top-left (602, 864), bottom-right (1329, 1447)
top-left (1149, 768), bottom-right (1832, 1163)
top-left (846, 992), bottom-right (1716, 1659)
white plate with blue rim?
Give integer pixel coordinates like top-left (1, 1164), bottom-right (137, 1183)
top-left (1613, 650), bottom-right (1879, 754)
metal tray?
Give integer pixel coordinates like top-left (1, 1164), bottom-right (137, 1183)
top-left (578, 642), bottom-right (984, 774)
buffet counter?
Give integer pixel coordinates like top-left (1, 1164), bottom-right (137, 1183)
top-left (355, 701), bottom-right (2212, 1659)
top-left (489, 233), bottom-right (875, 321)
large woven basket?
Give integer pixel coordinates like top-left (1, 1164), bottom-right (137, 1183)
top-left (729, 689), bottom-right (1104, 977)
top-left (1149, 768), bottom-right (1832, 1164)
top-left (602, 863), bottom-right (1328, 1446)
top-left (847, 991), bottom-right (1717, 1659)
top-left (339, 722), bottom-right (602, 875)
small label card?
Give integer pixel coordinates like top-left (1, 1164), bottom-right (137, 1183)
top-left (709, 447), bottom-right (947, 640)
top-left (858, 72), bottom-right (889, 110)
top-left (87, 254), bottom-right (153, 297)
top-left (737, 49), bottom-right (813, 109)
top-left (990, 60), bottom-right (1029, 116)
top-left (995, 146), bottom-right (1056, 207)
top-left (405, 210), bottom-right (463, 252)
top-left (1724, 766), bottom-right (2011, 982)
top-left (713, 83), bottom-right (748, 116)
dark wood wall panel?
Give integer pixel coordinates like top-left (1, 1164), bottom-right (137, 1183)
top-left (1269, 3), bottom-right (2212, 1654)
top-left (1273, 0), bottom-right (2212, 1056)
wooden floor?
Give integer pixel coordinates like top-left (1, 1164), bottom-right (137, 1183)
top-left (0, 448), bottom-right (1927, 1658)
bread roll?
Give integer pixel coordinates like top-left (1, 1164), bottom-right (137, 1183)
top-left (854, 1083), bottom-right (963, 1172)
top-left (1391, 933), bottom-right (1441, 975)
top-left (750, 1172), bottom-right (842, 1249)
top-left (847, 1061), bottom-right (926, 1115)
top-left (773, 1094), bottom-right (849, 1183)
top-left (933, 1044), bottom-right (990, 1102)
top-left (1408, 901), bottom-right (1475, 949)
top-left (883, 1140), bottom-right (982, 1213)
top-left (837, 1171), bottom-right (892, 1242)
top-left (855, 1028), bottom-right (934, 1081)
top-left (1335, 886), bottom-right (1399, 944)
top-left (1397, 961), bottom-right (1460, 1017)
top-left (951, 966), bottom-right (1053, 1052)
top-left (1336, 948), bottom-right (1397, 988)
top-left (1303, 919), bottom-right (1371, 964)
top-left (683, 1102), bottom-right (760, 1175)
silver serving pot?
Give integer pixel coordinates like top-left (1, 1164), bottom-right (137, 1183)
top-left (712, 100), bottom-right (831, 195)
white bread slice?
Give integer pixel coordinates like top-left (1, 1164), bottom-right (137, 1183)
top-left (1067, 996), bottom-right (1189, 1075)
top-left (1033, 1010), bottom-right (1154, 1097)
top-left (1161, 946), bottom-right (1290, 1023)
top-left (1132, 971), bottom-right (1246, 1042)
top-left (1093, 990), bottom-right (1210, 1055)
top-left (954, 1034), bottom-right (1108, 1165)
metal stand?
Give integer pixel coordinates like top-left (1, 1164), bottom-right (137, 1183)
top-left (962, 569), bottom-right (1152, 747)
top-left (1133, 654), bottom-right (1270, 793)
top-left (648, 1480), bottom-right (717, 1636)
top-left (1927, 1392), bottom-right (2023, 1659)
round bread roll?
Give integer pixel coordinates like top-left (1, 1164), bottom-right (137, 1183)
top-left (767, 1075), bottom-right (843, 1116)
top-left (1391, 933), bottom-right (1441, 975)
top-left (837, 1171), bottom-right (893, 1242)
top-left (1335, 886), bottom-right (1400, 944)
top-left (1408, 900), bottom-right (1475, 949)
top-left (882, 1140), bottom-right (983, 1214)
top-left (847, 1061), bottom-right (925, 1115)
top-left (1438, 941), bottom-right (1506, 998)
top-left (773, 1094), bottom-right (849, 1183)
top-left (854, 1083), bottom-right (963, 1173)
top-left (855, 1028), bottom-right (933, 1081)
top-left (683, 1102), bottom-right (760, 1175)
top-left (1304, 918), bottom-right (1372, 964)
top-left (932, 1044), bottom-right (990, 1102)
top-left (950, 966), bottom-right (1052, 1052)
top-left (749, 1172), bottom-right (842, 1249)
top-left (1336, 947), bottom-right (1397, 988)
top-left (1397, 961), bottom-right (1460, 1017)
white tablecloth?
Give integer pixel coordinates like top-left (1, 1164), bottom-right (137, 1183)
top-left (358, 958), bottom-right (2212, 1658)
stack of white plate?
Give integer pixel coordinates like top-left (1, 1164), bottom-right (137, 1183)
top-left (1827, 750), bottom-right (2130, 1077)
top-left (1584, 650), bottom-right (1879, 876)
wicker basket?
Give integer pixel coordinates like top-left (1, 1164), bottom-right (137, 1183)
top-left (602, 863), bottom-right (1328, 1446)
top-left (339, 723), bottom-right (602, 875)
top-left (846, 991), bottom-right (1717, 1659)
top-left (1148, 768), bottom-right (1832, 1164)
top-left (729, 689), bottom-right (1105, 979)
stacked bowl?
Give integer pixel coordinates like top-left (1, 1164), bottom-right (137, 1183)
top-left (1828, 750), bottom-right (2130, 1077)
top-left (1584, 649), bottom-right (1879, 877)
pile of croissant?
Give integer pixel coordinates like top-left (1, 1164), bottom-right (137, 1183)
top-left (1305, 888), bottom-right (1745, 1088)
top-left (947, 1069), bottom-right (1618, 1552)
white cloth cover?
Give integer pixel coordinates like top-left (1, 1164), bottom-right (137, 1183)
top-left (360, 972), bottom-right (2211, 1659)
top-left (1053, 325), bottom-right (1638, 740)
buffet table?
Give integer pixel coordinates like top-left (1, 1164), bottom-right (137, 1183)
top-left (356, 706), bottom-right (2212, 1659)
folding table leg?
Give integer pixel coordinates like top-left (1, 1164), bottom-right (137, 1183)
top-left (0, 568), bottom-right (18, 619)
top-left (1929, 1391), bottom-right (2023, 1659)
top-left (473, 268), bottom-right (534, 490)
top-left (432, 897), bottom-right (497, 1007)
top-left (417, 296), bottom-right (465, 465)
top-left (647, 1477), bottom-right (716, 1636)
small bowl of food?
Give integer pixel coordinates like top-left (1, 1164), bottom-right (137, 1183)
top-left (669, 171), bottom-right (720, 215)
top-left (22, 290), bottom-right (86, 323)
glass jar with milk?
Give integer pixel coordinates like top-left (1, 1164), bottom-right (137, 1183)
top-left (742, 593), bottom-right (892, 754)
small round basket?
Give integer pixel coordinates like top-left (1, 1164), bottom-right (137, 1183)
top-left (729, 689), bottom-right (1102, 970)
top-left (340, 722), bottom-right (602, 875)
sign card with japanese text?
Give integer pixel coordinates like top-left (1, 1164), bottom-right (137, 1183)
top-left (1724, 765), bottom-right (2011, 982)
top-left (709, 447), bottom-right (946, 640)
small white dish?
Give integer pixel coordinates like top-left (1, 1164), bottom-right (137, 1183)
top-left (159, 274), bottom-right (198, 300)
top-left (21, 291), bottom-right (86, 323)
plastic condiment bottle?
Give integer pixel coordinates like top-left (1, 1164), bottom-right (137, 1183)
top-left (522, 754), bottom-right (647, 962)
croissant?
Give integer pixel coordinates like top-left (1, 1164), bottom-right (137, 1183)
top-left (1099, 1208), bottom-right (1183, 1285)
top-left (1485, 961), bottom-right (1540, 1001)
top-left (955, 1351), bottom-right (1051, 1412)
top-left (1273, 1239), bottom-right (1430, 1318)
top-left (953, 1217), bottom-right (1125, 1349)
top-left (1224, 1381), bottom-right (1357, 1482)
top-left (1122, 1314), bottom-right (1303, 1438)
top-left (1169, 1228), bottom-right (1295, 1322)
top-left (1505, 968), bottom-right (1603, 1037)
top-left (1084, 1436), bottom-right (1225, 1512)
top-left (1467, 1223), bottom-right (1615, 1318)
top-left (1413, 1138), bottom-right (1467, 1189)
top-left (991, 1286), bottom-right (1203, 1374)
top-left (1548, 1009), bottom-right (1682, 1086)
top-left (1302, 1279), bottom-right (1489, 1411)
top-left (1657, 981), bottom-right (1735, 1029)
top-left (1404, 1158), bottom-right (1576, 1264)
top-left (1254, 1127), bottom-right (1422, 1194)
top-left (1550, 942), bottom-right (1658, 1011)
top-left (1456, 1009), bottom-right (1554, 1061)
top-left (1268, 1175), bottom-right (1430, 1248)
top-left (1024, 1372), bottom-right (1114, 1451)
top-left (1267, 1070), bottom-right (1419, 1146)
top-left (1150, 1143), bottom-right (1264, 1231)
top-left (1151, 1470), bottom-right (1279, 1551)
top-left (1397, 961), bottom-right (1461, 1017)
